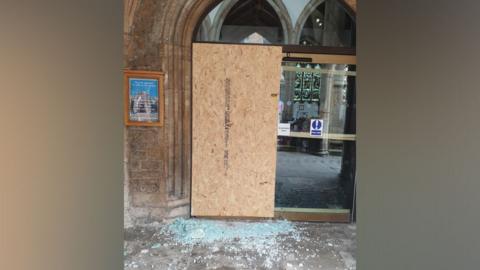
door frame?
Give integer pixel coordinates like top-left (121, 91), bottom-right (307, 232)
top-left (275, 49), bottom-right (357, 223)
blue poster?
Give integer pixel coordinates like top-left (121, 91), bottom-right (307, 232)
top-left (129, 78), bottom-right (159, 122)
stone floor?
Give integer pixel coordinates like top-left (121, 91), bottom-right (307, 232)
top-left (124, 220), bottom-right (356, 270)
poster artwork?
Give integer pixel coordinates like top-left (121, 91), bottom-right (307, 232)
top-left (129, 78), bottom-right (159, 122)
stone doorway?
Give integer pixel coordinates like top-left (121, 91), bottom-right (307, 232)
top-left (124, 0), bottom-right (356, 225)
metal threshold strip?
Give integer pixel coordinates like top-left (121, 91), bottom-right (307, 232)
top-left (274, 207), bottom-right (351, 223)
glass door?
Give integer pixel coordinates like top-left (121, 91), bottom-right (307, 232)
top-left (274, 53), bottom-right (356, 222)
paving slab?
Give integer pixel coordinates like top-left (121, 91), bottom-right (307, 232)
top-left (124, 219), bottom-right (356, 270)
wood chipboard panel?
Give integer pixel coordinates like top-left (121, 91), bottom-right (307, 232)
top-left (191, 43), bottom-right (282, 218)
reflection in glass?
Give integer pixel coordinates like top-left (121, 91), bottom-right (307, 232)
top-left (195, 0), bottom-right (355, 47)
top-left (275, 62), bottom-right (356, 210)
top-left (299, 0), bottom-right (355, 47)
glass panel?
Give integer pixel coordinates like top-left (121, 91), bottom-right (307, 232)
top-left (195, 0), bottom-right (355, 47)
top-left (299, 0), bottom-right (355, 47)
top-left (275, 61), bottom-right (356, 210)
top-left (196, 0), bottom-right (284, 44)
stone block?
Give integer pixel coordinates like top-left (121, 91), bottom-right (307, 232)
top-left (142, 160), bottom-right (162, 170)
top-left (129, 170), bottom-right (161, 180)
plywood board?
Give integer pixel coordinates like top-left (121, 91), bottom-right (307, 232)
top-left (192, 43), bottom-right (283, 218)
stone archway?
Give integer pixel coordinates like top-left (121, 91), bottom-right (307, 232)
top-left (293, 0), bottom-right (356, 44)
top-left (293, 0), bottom-right (326, 44)
top-left (124, 0), bottom-right (231, 225)
top-left (124, 0), bottom-right (356, 225)
top-left (208, 0), bottom-right (239, 40)
top-left (197, 16), bottom-right (212, 41)
top-left (208, 0), bottom-right (294, 44)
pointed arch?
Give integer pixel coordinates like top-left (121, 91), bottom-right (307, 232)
top-left (293, 0), bottom-right (356, 45)
top-left (124, 0), bottom-right (357, 221)
top-left (205, 0), bottom-right (294, 44)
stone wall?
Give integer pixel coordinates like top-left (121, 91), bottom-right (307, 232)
top-left (124, 0), bottom-right (193, 226)
top-left (123, 0), bottom-right (356, 227)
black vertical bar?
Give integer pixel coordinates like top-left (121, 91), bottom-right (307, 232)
top-left (341, 65), bottom-right (356, 219)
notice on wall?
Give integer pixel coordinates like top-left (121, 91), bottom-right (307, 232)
top-left (310, 119), bottom-right (324, 136)
top-left (129, 78), bottom-right (159, 122)
top-left (124, 70), bottom-right (164, 127)
top-left (278, 123), bottom-right (291, 136)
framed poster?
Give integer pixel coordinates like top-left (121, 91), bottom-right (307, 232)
top-left (124, 70), bottom-right (164, 126)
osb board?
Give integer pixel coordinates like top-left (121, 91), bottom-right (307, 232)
top-left (191, 43), bottom-right (283, 218)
